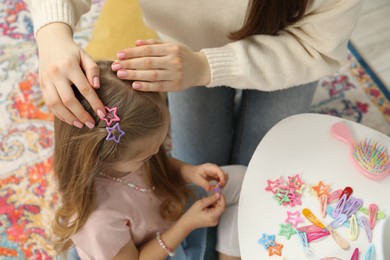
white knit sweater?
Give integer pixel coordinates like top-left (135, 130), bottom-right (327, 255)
top-left (25, 0), bottom-right (362, 91)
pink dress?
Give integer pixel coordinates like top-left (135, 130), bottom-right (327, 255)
top-left (71, 171), bottom-right (173, 259)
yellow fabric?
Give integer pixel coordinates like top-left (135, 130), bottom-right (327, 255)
top-left (85, 0), bottom-right (157, 60)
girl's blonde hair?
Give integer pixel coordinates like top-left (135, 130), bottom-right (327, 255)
top-left (52, 61), bottom-right (193, 253)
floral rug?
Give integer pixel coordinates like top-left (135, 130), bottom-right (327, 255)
top-left (1, 0), bottom-right (390, 259)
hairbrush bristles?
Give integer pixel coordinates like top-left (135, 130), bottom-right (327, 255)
top-left (331, 121), bottom-right (390, 180)
top-left (353, 138), bottom-right (389, 176)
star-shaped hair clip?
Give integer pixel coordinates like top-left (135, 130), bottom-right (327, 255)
top-left (100, 106), bottom-right (125, 143)
top-left (101, 106), bottom-right (121, 126)
top-left (106, 122), bottom-right (125, 143)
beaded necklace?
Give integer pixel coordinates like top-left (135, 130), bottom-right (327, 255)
top-left (99, 172), bottom-right (155, 193)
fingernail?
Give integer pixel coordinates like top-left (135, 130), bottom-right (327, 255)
top-left (135, 40), bottom-right (144, 46)
top-left (111, 63), bottom-right (121, 71)
top-left (93, 76), bottom-right (100, 88)
top-left (116, 52), bottom-right (126, 59)
top-left (85, 121), bottom-right (95, 129)
top-left (132, 82), bottom-right (142, 89)
top-left (97, 109), bottom-right (105, 119)
top-left (117, 70), bottom-right (128, 78)
top-left (73, 121), bottom-right (83, 129)
top-left (215, 193), bottom-right (221, 198)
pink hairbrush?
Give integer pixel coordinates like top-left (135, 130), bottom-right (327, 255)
top-left (331, 121), bottom-right (389, 180)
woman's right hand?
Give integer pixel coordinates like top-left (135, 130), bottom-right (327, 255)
top-left (36, 23), bottom-right (105, 128)
top-left (179, 193), bottom-right (226, 232)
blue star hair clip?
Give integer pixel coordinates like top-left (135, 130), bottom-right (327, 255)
top-left (100, 106), bottom-right (125, 143)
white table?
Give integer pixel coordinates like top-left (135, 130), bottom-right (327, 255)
top-left (238, 113), bottom-right (390, 260)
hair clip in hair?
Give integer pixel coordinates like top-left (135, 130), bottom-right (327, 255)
top-left (106, 122), bottom-right (125, 143)
top-left (101, 106), bottom-right (121, 126)
top-left (101, 106), bottom-right (125, 143)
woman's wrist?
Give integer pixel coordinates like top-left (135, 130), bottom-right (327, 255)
top-left (195, 52), bottom-right (211, 86)
top-left (36, 23), bottom-right (73, 46)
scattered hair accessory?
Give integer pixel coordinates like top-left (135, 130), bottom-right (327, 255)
top-left (364, 244), bottom-right (375, 260)
top-left (368, 203), bottom-right (379, 230)
top-left (329, 214), bottom-right (347, 229)
top-left (306, 228), bottom-right (330, 243)
top-left (297, 231), bottom-right (309, 248)
top-left (333, 193), bottom-right (349, 218)
top-left (319, 194), bottom-right (328, 218)
top-left (311, 181), bottom-right (331, 197)
top-left (284, 210), bottom-right (304, 228)
top-left (359, 206), bottom-right (387, 220)
top-left (278, 223), bottom-right (296, 240)
top-left (343, 197), bottom-right (363, 218)
top-left (267, 242), bottom-right (283, 256)
top-left (339, 186), bottom-right (353, 200)
top-left (360, 216), bottom-right (372, 243)
top-left (349, 214), bottom-right (359, 241)
top-left (351, 248), bottom-right (359, 260)
top-left (257, 233), bottom-right (276, 249)
top-left (328, 189), bottom-right (343, 203)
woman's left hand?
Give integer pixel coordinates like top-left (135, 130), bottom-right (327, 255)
top-left (183, 163), bottom-right (228, 192)
top-left (112, 39), bottom-right (211, 92)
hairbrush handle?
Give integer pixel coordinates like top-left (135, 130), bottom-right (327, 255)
top-left (331, 122), bottom-right (356, 147)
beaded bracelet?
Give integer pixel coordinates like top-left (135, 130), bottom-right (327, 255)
top-left (156, 231), bottom-right (175, 257)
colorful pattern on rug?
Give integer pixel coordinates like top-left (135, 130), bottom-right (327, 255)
top-left (1, 1), bottom-right (389, 259)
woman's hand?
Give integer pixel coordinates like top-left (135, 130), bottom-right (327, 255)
top-left (112, 39), bottom-right (211, 92)
top-left (182, 163), bottom-right (228, 192)
top-left (36, 23), bottom-right (105, 128)
top-left (179, 193), bottom-right (226, 232)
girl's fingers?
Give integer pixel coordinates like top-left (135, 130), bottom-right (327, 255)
top-left (198, 193), bottom-right (221, 209)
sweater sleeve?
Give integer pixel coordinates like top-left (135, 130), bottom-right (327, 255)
top-left (201, 0), bottom-right (362, 91)
top-left (24, 0), bottom-right (92, 35)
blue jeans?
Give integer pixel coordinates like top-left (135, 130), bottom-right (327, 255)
top-left (168, 82), bottom-right (317, 166)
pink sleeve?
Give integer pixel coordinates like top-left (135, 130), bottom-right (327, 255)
top-left (71, 210), bottom-right (131, 260)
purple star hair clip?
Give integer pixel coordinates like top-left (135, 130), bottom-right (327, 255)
top-left (100, 106), bottom-right (125, 143)
top-left (105, 122), bottom-right (125, 143)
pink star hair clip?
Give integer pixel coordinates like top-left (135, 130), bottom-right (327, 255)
top-left (101, 106), bottom-right (121, 126)
top-left (100, 106), bottom-right (124, 143)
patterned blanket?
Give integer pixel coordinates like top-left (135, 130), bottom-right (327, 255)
top-left (1, 0), bottom-right (389, 258)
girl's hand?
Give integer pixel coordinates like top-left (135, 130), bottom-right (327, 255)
top-left (179, 193), bottom-right (226, 232)
top-left (36, 23), bottom-right (105, 128)
top-left (183, 163), bottom-right (228, 192)
top-left (112, 39), bottom-right (211, 92)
